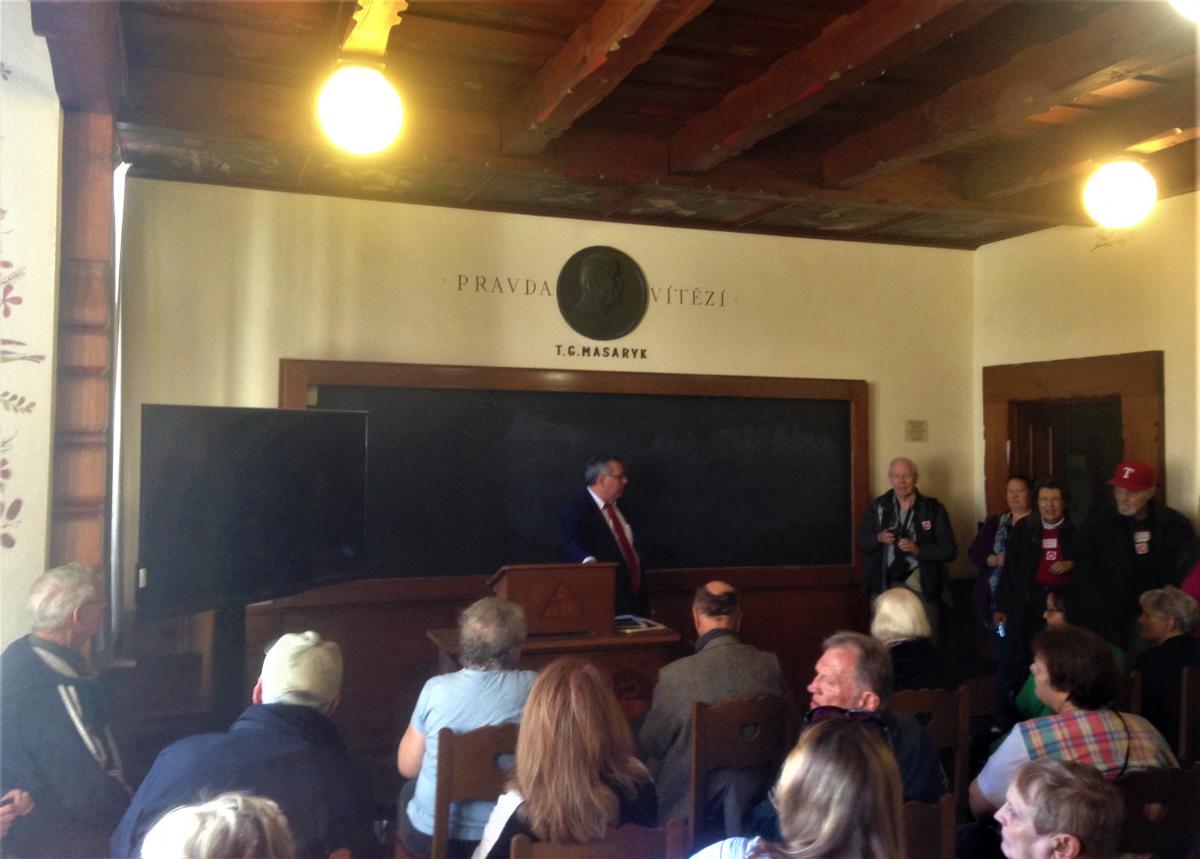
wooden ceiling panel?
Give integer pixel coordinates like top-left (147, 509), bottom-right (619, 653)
top-left (35, 0), bottom-right (1195, 250)
top-left (470, 172), bottom-right (631, 215)
top-left (402, 1), bottom-right (601, 38)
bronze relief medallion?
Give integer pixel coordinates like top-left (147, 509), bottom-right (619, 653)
top-left (556, 246), bottom-right (648, 341)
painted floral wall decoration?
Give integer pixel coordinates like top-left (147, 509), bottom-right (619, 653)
top-left (0, 207), bottom-right (45, 550)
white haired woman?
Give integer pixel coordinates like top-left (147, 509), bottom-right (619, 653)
top-left (139, 793), bottom-right (294, 859)
top-left (871, 586), bottom-right (957, 691)
top-left (397, 597), bottom-right (537, 858)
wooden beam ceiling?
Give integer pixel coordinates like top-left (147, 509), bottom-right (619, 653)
top-left (964, 78), bottom-right (1197, 200)
top-left (669, 0), bottom-right (1010, 174)
top-left (823, 1), bottom-right (1193, 188)
top-left (499, 0), bottom-right (663, 157)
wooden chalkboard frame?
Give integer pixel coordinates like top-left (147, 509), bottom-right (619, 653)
top-left (278, 359), bottom-right (870, 583)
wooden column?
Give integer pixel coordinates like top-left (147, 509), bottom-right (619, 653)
top-left (52, 111), bottom-right (115, 570)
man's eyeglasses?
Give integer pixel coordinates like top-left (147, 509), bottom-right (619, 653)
top-left (803, 705), bottom-right (889, 741)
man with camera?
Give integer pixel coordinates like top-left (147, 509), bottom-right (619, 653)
top-left (857, 457), bottom-right (957, 638)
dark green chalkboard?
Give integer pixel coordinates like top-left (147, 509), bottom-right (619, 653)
top-left (302, 363), bottom-right (867, 580)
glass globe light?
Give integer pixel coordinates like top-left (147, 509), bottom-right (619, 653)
top-left (318, 65), bottom-right (403, 155)
top-left (1082, 161), bottom-right (1157, 229)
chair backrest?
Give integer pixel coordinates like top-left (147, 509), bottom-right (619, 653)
top-left (689, 695), bottom-right (787, 852)
top-left (1115, 670), bottom-right (1143, 714)
top-left (1179, 666), bottom-right (1199, 763)
top-left (1114, 766), bottom-right (1200, 855)
top-left (890, 685), bottom-right (968, 811)
top-left (903, 794), bottom-right (955, 859)
top-left (432, 722), bottom-right (519, 859)
top-left (509, 820), bottom-right (686, 859)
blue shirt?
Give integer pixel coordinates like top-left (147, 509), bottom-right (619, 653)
top-left (406, 668), bottom-right (537, 840)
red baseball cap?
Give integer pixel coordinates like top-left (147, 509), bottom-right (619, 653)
top-left (1107, 460), bottom-right (1156, 491)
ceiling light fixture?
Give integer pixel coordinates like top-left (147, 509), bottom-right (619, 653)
top-left (1082, 160), bottom-right (1157, 229)
top-left (317, 0), bottom-right (408, 156)
top-left (1168, 0), bottom-right (1200, 22)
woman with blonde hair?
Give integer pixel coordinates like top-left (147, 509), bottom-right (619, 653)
top-left (871, 586), bottom-right (956, 691)
top-left (472, 657), bottom-right (656, 858)
top-left (693, 717), bottom-right (905, 859)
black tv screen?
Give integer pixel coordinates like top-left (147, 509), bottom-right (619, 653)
top-left (137, 405), bottom-right (367, 619)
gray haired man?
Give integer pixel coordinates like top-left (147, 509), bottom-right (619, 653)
top-left (0, 563), bottom-right (130, 857)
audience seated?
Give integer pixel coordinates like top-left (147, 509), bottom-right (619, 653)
top-left (0, 563), bottom-right (130, 857)
top-left (871, 586), bottom-right (957, 691)
top-left (472, 657), bottom-right (656, 859)
top-left (638, 581), bottom-right (787, 828)
top-left (806, 631), bottom-right (946, 803)
top-left (1011, 585), bottom-right (1124, 723)
top-left (397, 596), bottom-right (537, 858)
top-left (970, 626), bottom-right (1177, 819)
top-left (691, 717), bottom-right (904, 859)
top-left (1133, 586), bottom-right (1200, 750)
top-left (994, 759), bottom-right (1122, 859)
top-left (111, 631), bottom-right (378, 859)
top-left (138, 793), bottom-right (294, 859)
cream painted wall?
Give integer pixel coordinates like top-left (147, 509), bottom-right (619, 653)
top-left (0, 1), bottom-right (61, 647)
top-left (117, 178), bottom-right (977, 607)
top-left (973, 192), bottom-right (1199, 523)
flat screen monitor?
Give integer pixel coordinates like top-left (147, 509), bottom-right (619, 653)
top-left (137, 405), bottom-right (367, 619)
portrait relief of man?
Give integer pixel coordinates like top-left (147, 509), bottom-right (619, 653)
top-left (557, 246), bottom-right (648, 340)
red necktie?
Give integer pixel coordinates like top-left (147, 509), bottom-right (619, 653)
top-left (603, 502), bottom-right (641, 595)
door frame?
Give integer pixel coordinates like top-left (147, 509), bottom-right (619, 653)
top-left (982, 351), bottom-right (1164, 515)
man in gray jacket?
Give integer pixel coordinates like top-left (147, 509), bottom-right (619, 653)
top-left (637, 581), bottom-right (787, 829)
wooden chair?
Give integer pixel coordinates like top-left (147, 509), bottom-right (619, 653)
top-left (431, 722), bottom-right (519, 859)
top-left (509, 820), bottom-right (687, 859)
top-left (1179, 666), bottom-right (1198, 763)
top-left (1115, 670), bottom-right (1143, 714)
top-left (890, 685), bottom-right (969, 812)
top-left (1114, 766), bottom-right (1200, 856)
top-left (689, 695), bottom-right (787, 852)
top-left (903, 794), bottom-right (955, 859)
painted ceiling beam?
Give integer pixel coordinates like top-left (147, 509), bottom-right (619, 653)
top-left (668, 0), bottom-right (1009, 174)
top-left (963, 79), bottom-right (1197, 200)
top-left (500, 0), bottom-right (715, 158)
top-left (823, 1), bottom-right (1193, 188)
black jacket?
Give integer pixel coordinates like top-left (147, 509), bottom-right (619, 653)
top-left (110, 703), bottom-right (379, 859)
top-left (857, 490), bottom-right (957, 600)
top-left (0, 636), bottom-right (130, 858)
top-left (1077, 499), bottom-right (1195, 637)
top-left (561, 490), bottom-right (647, 616)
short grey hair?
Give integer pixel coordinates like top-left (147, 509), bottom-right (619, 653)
top-left (139, 792), bottom-right (294, 859)
top-left (28, 563), bottom-right (99, 632)
top-left (584, 456), bottom-right (621, 486)
top-left (823, 631), bottom-right (894, 702)
top-left (459, 597), bottom-right (527, 670)
top-left (1139, 586), bottom-right (1199, 634)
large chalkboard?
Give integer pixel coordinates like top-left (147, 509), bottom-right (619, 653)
top-left (285, 361), bottom-right (869, 580)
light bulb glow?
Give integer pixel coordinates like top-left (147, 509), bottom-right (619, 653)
top-left (318, 65), bottom-right (403, 155)
top-left (1169, 0), bottom-right (1200, 21)
top-left (1082, 161), bottom-right (1157, 229)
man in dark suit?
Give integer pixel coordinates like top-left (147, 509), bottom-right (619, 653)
top-left (561, 455), bottom-right (647, 615)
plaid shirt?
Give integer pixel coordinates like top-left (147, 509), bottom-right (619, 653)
top-left (1019, 709), bottom-right (1178, 777)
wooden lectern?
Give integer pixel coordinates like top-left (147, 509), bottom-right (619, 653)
top-left (488, 563), bottom-right (615, 636)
